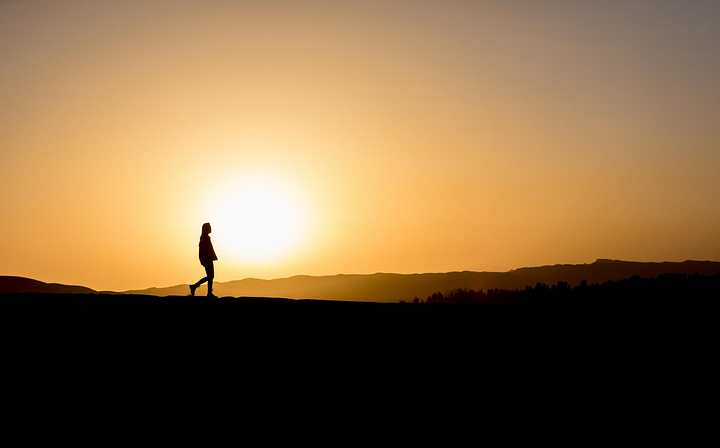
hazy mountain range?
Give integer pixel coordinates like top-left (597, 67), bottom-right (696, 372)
top-left (3, 259), bottom-right (719, 302)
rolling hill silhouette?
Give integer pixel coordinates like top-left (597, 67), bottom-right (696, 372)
top-left (0, 276), bottom-right (98, 294)
top-left (3, 259), bottom-right (719, 302)
top-left (119, 259), bottom-right (720, 302)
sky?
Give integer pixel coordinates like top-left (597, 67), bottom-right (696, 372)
top-left (2, 0), bottom-right (719, 291)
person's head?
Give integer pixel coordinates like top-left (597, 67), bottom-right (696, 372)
top-left (202, 222), bottom-right (212, 236)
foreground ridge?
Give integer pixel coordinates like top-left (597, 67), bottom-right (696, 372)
top-left (3, 259), bottom-right (720, 302)
top-left (1, 272), bottom-right (718, 306)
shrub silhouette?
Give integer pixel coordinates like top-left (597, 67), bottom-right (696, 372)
top-left (413, 273), bottom-right (720, 304)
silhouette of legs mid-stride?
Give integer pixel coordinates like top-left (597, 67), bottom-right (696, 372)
top-left (190, 262), bottom-right (215, 297)
top-left (190, 222), bottom-right (219, 298)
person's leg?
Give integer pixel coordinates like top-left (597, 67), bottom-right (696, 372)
top-left (190, 278), bottom-right (205, 296)
top-left (190, 268), bottom-right (209, 296)
top-left (206, 262), bottom-right (215, 296)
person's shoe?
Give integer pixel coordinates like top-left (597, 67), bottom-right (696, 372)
top-left (207, 293), bottom-right (218, 299)
top-left (189, 284), bottom-right (197, 296)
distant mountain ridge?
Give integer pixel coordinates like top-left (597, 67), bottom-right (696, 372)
top-left (5, 259), bottom-right (716, 302)
top-left (211, 259), bottom-right (720, 301)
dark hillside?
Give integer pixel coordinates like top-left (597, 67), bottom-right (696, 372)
top-left (124, 259), bottom-right (720, 302)
top-left (5, 259), bottom-right (720, 302)
top-left (0, 276), bottom-right (96, 294)
top-left (419, 273), bottom-right (720, 304)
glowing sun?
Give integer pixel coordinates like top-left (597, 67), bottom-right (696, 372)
top-left (207, 176), bottom-right (308, 263)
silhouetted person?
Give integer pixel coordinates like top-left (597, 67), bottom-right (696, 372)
top-left (190, 222), bottom-right (218, 298)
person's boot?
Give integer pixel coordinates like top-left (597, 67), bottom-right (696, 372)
top-left (189, 284), bottom-right (197, 296)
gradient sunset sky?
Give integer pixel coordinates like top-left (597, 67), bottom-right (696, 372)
top-left (2, 1), bottom-right (719, 291)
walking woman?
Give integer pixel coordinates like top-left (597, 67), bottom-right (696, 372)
top-left (190, 222), bottom-right (218, 298)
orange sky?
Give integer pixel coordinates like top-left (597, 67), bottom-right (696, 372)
top-left (2, 1), bottom-right (719, 291)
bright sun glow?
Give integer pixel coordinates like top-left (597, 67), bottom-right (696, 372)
top-left (206, 176), bottom-right (308, 263)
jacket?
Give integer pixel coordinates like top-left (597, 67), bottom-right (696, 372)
top-left (199, 235), bottom-right (218, 265)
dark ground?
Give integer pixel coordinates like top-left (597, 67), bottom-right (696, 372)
top-left (2, 291), bottom-right (711, 379)
top-left (0, 292), bottom-right (379, 306)
top-left (0, 291), bottom-right (533, 339)
top-left (2, 288), bottom-right (707, 332)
